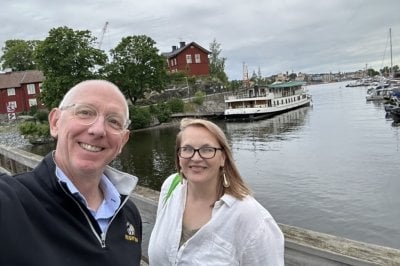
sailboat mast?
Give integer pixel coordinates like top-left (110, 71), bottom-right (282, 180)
top-left (390, 27), bottom-right (393, 77)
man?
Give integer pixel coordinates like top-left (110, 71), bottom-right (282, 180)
top-left (0, 80), bottom-right (142, 265)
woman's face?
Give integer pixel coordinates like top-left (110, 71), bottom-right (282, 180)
top-left (178, 125), bottom-right (225, 186)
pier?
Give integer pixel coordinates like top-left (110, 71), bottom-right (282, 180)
top-left (0, 144), bottom-right (399, 265)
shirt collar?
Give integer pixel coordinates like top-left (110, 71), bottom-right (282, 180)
top-left (212, 194), bottom-right (236, 208)
top-left (55, 166), bottom-right (121, 214)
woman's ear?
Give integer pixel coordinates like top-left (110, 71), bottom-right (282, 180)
top-left (48, 108), bottom-right (60, 139)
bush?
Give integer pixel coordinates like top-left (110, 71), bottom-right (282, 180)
top-left (35, 123), bottom-right (51, 137)
top-left (149, 103), bottom-right (171, 123)
top-left (28, 105), bottom-right (38, 116)
top-left (166, 98), bottom-right (184, 113)
top-left (192, 91), bottom-right (205, 105)
top-left (19, 122), bottom-right (37, 136)
top-left (19, 122), bottom-right (50, 137)
top-left (34, 110), bottom-right (49, 123)
top-left (129, 106), bottom-right (152, 130)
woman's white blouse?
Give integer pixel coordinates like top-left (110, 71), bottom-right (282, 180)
top-left (148, 174), bottom-right (284, 266)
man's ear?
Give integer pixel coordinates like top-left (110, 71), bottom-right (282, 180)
top-left (48, 108), bottom-right (60, 138)
top-left (119, 130), bottom-right (130, 153)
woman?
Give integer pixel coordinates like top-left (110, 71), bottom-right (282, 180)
top-left (148, 118), bottom-right (284, 265)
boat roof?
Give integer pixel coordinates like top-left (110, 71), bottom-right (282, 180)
top-left (269, 81), bottom-right (306, 89)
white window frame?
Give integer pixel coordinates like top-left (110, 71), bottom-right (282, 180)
top-left (29, 99), bottom-right (38, 107)
top-left (186, 54), bottom-right (192, 64)
top-left (27, 83), bottom-right (36, 95)
top-left (7, 101), bottom-right (17, 112)
top-left (7, 88), bottom-right (16, 96)
top-left (195, 54), bottom-right (201, 63)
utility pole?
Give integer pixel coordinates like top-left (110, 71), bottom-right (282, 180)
top-left (185, 77), bottom-right (190, 99)
top-left (242, 62), bottom-right (249, 89)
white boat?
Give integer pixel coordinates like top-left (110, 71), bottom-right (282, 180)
top-left (224, 81), bottom-right (312, 121)
top-left (365, 83), bottom-right (392, 101)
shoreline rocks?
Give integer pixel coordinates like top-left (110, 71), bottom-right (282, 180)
top-left (0, 123), bottom-right (31, 148)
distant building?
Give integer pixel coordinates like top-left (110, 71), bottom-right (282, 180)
top-left (275, 73), bottom-right (288, 82)
top-left (0, 70), bottom-right (45, 119)
top-left (162, 41), bottom-right (210, 77)
top-left (295, 73), bottom-right (307, 81)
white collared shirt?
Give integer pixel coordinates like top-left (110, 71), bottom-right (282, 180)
top-left (148, 174), bottom-right (285, 266)
top-left (55, 166), bottom-right (121, 233)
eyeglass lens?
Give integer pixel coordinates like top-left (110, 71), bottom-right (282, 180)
top-left (72, 104), bottom-right (127, 134)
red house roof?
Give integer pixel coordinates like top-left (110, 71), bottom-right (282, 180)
top-left (162, 41), bottom-right (210, 58)
top-left (0, 70), bottom-right (44, 89)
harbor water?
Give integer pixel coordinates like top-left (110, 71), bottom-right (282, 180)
top-left (27, 81), bottom-right (400, 250)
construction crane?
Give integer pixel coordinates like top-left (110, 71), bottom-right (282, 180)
top-left (98, 21), bottom-right (109, 49)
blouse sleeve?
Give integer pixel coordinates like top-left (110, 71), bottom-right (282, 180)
top-left (241, 216), bottom-right (285, 266)
top-left (155, 173), bottom-right (177, 216)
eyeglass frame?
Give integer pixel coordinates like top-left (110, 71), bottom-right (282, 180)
top-left (177, 146), bottom-right (223, 159)
top-left (59, 103), bottom-right (131, 134)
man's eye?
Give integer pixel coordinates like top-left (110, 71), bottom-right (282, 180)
top-left (107, 117), bottom-right (124, 129)
top-left (76, 108), bottom-right (96, 117)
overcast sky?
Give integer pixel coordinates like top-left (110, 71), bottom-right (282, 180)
top-left (1, 0), bottom-right (399, 80)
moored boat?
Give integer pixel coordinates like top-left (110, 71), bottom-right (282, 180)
top-left (365, 83), bottom-right (392, 101)
top-left (390, 107), bottom-right (400, 123)
top-left (224, 81), bottom-right (311, 121)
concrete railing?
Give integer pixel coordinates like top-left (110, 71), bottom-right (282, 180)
top-left (1, 144), bottom-right (399, 265)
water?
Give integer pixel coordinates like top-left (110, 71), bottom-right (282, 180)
top-left (26, 81), bottom-right (400, 249)
top-left (224, 82), bottom-right (400, 250)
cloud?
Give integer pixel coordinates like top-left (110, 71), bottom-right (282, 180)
top-left (1, 0), bottom-right (399, 80)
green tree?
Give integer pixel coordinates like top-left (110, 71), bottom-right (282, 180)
top-left (367, 68), bottom-right (379, 77)
top-left (209, 38), bottom-right (228, 84)
top-left (379, 65), bottom-right (399, 76)
top-left (1, 40), bottom-right (41, 70)
top-left (228, 80), bottom-right (241, 92)
top-left (35, 26), bottom-right (107, 108)
top-left (105, 35), bottom-right (167, 104)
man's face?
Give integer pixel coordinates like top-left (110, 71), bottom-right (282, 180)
top-left (49, 81), bottom-right (130, 178)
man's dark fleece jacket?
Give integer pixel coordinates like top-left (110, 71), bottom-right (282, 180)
top-left (0, 152), bottom-right (142, 266)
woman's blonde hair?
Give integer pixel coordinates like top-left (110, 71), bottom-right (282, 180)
top-left (175, 118), bottom-right (251, 199)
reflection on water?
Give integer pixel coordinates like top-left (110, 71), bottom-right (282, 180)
top-left (113, 126), bottom-right (179, 190)
top-left (224, 107), bottom-right (310, 151)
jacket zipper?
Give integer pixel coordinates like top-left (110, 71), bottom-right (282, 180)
top-left (59, 181), bottom-right (129, 248)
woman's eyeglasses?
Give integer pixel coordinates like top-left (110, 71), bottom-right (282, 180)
top-left (177, 146), bottom-right (222, 159)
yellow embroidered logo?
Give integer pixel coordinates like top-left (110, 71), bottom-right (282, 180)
top-left (125, 222), bottom-right (139, 243)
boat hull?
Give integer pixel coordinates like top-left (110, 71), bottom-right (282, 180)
top-left (224, 98), bottom-right (311, 122)
top-left (390, 107), bottom-right (400, 123)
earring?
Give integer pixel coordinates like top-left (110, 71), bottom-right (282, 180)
top-left (223, 170), bottom-right (230, 188)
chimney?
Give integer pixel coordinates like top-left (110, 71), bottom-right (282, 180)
top-left (172, 45), bottom-right (177, 51)
top-left (179, 41), bottom-right (186, 48)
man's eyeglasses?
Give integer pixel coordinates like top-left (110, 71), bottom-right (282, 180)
top-left (60, 103), bottom-right (130, 134)
top-left (177, 146), bottom-right (222, 159)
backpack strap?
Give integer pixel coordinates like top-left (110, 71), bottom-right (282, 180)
top-left (163, 173), bottom-right (182, 204)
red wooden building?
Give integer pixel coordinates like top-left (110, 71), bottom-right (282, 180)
top-left (163, 41), bottom-right (210, 77)
top-left (0, 70), bottom-right (45, 119)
